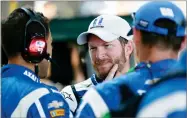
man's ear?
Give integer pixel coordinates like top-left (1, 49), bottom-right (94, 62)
top-left (124, 40), bottom-right (134, 59)
top-left (133, 28), bottom-right (141, 45)
top-left (180, 36), bottom-right (186, 51)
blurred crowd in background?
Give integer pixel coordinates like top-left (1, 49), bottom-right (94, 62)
top-left (1, 1), bottom-right (186, 90)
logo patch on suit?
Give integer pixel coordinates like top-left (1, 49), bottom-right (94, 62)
top-left (23, 70), bottom-right (38, 82)
top-left (50, 109), bottom-right (65, 117)
top-left (48, 100), bottom-right (64, 109)
top-left (63, 92), bottom-right (73, 101)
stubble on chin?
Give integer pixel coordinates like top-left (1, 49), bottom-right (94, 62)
top-left (94, 61), bottom-right (126, 79)
top-left (94, 64), bottom-right (111, 79)
top-left (113, 53), bottom-right (126, 73)
top-left (93, 50), bottom-right (126, 79)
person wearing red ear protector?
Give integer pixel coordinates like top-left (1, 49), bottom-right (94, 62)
top-left (1, 7), bottom-right (72, 118)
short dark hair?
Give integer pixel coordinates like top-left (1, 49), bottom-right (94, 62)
top-left (2, 8), bottom-right (49, 58)
top-left (118, 36), bottom-right (136, 67)
top-left (140, 18), bottom-right (185, 51)
top-left (118, 36), bottom-right (128, 46)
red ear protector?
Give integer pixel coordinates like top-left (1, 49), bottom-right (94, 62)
top-left (20, 8), bottom-right (47, 63)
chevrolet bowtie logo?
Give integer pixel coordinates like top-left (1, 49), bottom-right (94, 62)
top-left (48, 100), bottom-right (64, 109)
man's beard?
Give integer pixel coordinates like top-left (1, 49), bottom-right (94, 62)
top-left (93, 50), bottom-right (126, 79)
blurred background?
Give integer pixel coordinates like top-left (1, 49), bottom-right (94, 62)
top-left (1, 1), bottom-right (186, 90)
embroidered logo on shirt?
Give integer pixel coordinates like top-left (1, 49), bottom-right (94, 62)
top-left (50, 109), bottom-right (65, 117)
top-left (48, 100), bottom-right (64, 109)
top-left (23, 70), bottom-right (38, 82)
top-left (63, 92), bottom-right (73, 102)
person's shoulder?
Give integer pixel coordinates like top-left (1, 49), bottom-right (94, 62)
top-left (149, 76), bottom-right (186, 97)
top-left (61, 85), bottom-right (76, 102)
top-left (31, 84), bottom-right (71, 117)
top-left (17, 78), bottom-right (63, 97)
top-left (60, 78), bottom-right (93, 113)
top-left (61, 77), bottom-right (93, 94)
top-left (122, 64), bottom-right (149, 81)
top-left (2, 76), bottom-right (65, 101)
top-left (102, 69), bottom-right (143, 88)
top-left (74, 77), bottom-right (94, 91)
top-left (2, 76), bottom-right (19, 84)
top-left (137, 76), bottom-right (186, 117)
top-left (81, 74), bottom-right (140, 112)
top-left (92, 68), bottom-right (146, 99)
top-left (2, 76), bottom-right (39, 90)
top-left (61, 85), bottom-right (78, 113)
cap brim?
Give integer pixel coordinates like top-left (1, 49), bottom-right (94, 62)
top-left (77, 28), bottom-right (119, 45)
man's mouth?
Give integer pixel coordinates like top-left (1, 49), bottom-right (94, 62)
top-left (96, 62), bottom-right (113, 70)
top-left (96, 60), bottom-right (112, 65)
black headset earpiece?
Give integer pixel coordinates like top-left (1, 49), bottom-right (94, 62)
top-left (20, 7), bottom-right (47, 63)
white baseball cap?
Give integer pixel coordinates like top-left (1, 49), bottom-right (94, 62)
top-left (77, 14), bottom-right (133, 45)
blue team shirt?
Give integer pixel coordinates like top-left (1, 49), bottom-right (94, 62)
top-left (137, 50), bottom-right (186, 118)
top-left (1, 64), bottom-right (71, 118)
top-left (137, 77), bottom-right (186, 118)
top-left (76, 59), bottom-right (177, 118)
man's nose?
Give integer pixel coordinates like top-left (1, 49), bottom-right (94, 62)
top-left (96, 47), bottom-right (106, 60)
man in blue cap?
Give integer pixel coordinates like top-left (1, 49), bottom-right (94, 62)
top-left (137, 48), bottom-right (186, 118)
top-left (75, 1), bottom-right (186, 118)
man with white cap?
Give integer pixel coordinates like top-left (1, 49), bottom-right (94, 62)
top-left (61, 14), bottom-right (134, 114)
top-left (75, 1), bottom-right (186, 118)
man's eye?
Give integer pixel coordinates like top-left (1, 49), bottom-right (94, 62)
top-left (89, 47), bottom-right (96, 51)
top-left (105, 44), bottom-right (113, 49)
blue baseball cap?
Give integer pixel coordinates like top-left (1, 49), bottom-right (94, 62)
top-left (133, 1), bottom-right (186, 36)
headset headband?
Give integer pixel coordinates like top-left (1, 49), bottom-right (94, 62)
top-left (20, 7), bottom-right (48, 63)
top-left (20, 7), bottom-right (47, 41)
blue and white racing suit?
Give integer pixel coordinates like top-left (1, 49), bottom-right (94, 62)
top-left (76, 59), bottom-right (177, 118)
top-left (1, 64), bottom-right (72, 118)
top-left (61, 74), bottom-right (103, 114)
top-left (137, 49), bottom-right (186, 118)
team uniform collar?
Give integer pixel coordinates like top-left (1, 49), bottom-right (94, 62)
top-left (1, 64), bottom-right (40, 83)
top-left (90, 59), bottom-right (176, 85)
top-left (136, 59), bottom-right (176, 70)
top-left (135, 59), bottom-right (177, 77)
top-left (90, 74), bottom-right (104, 85)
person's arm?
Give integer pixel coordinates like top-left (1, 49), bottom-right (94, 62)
top-left (75, 72), bottom-right (139, 118)
top-left (26, 87), bottom-right (71, 118)
top-left (75, 78), bottom-right (125, 118)
top-left (61, 85), bottom-right (78, 114)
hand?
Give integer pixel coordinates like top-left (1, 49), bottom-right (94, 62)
top-left (105, 64), bottom-right (118, 81)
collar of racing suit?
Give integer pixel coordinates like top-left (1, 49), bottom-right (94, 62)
top-left (1, 64), bottom-right (40, 83)
top-left (91, 74), bottom-right (104, 85)
top-left (89, 59), bottom-right (176, 86)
